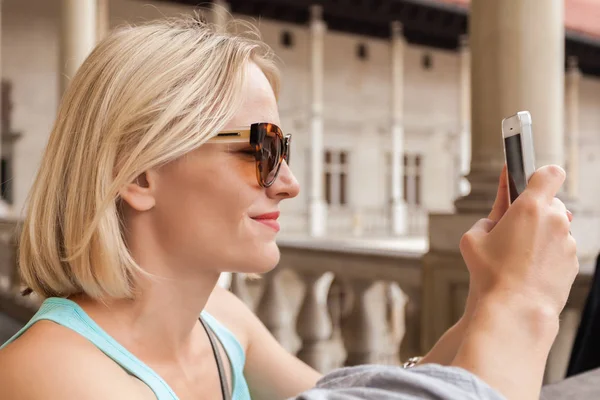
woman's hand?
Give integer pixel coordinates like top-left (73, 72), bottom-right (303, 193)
top-left (459, 165), bottom-right (573, 333)
top-left (453, 164), bottom-right (578, 400)
top-left (460, 164), bottom-right (577, 319)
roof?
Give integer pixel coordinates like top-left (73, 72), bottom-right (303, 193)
top-left (161, 0), bottom-right (600, 76)
top-left (437, 0), bottom-right (600, 39)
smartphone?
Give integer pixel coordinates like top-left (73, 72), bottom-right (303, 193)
top-left (501, 111), bottom-right (536, 203)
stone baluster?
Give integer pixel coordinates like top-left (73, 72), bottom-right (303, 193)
top-left (255, 270), bottom-right (296, 352)
top-left (229, 273), bottom-right (254, 310)
top-left (385, 282), bottom-right (408, 365)
top-left (296, 271), bottom-right (334, 373)
top-left (326, 277), bottom-right (349, 370)
top-left (0, 221), bottom-right (17, 292)
top-left (0, 228), bottom-right (11, 291)
top-left (342, 279), bottom-right (387, 366)
top-left (8, 229), bottom-right (19, 294)
top-left (399, 284), bottom-right (422, 359)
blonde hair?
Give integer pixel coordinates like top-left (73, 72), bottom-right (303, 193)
top-left (18, 14), bottom-right (280, 299)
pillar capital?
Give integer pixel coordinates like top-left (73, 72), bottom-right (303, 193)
top-left (310, 4), bottom-right (323, 22)
top-left (567, 55), bottom-right (582, 79)
top-left (567, 55), bottom-right (579, 69)
top-left (310, 6), bottom-right (326, 33)
top-left (459, 34), bottom-right (469, 51)
top-left (390, 21), bottom-right (403, 37)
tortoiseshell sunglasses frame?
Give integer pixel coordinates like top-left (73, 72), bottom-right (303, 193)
top-left (210, 122), bottom-right (291, 188)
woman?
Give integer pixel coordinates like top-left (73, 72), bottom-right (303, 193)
top-left (0, 15), bottom-right (577, 400)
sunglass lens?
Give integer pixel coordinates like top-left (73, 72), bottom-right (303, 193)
top-left (259, 125), bottom-right (282, 186)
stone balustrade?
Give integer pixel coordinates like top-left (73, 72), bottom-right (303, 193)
top-left (0, 217), bottom-right (594, 383)
top-left (231, 237), bottom-right (425, 373)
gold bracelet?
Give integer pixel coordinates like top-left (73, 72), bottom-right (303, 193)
top-left (402, 356), bottom-right (423, 369)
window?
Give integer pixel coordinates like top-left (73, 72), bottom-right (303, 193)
top-left (324, 151), bottom-right (332, 205)
top-left (339, 151), bottom-right (348, 205)
top-left (281, 31), bottom-right (294, 48)
top-left (0, 158), bottom-right (12, 204)
top-left (414, 155), bottom-right (422, 206)
top-left (421, 53), bottom-right (433, 70)
top-left (403, 155), bottom-right (409, 203)
top-left (356, 43), bottom-right (369, 60)
top-left (387, 152), bottom-right (423, 207)
top-left (404, 154), bottom-right (423, 206)
top-left (324, 150), bottom-right (349, 206)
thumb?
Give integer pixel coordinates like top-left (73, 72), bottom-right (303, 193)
top-left (488, 165), bottom-right (509, 222)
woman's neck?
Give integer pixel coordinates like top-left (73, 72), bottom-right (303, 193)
top-left (73, 262), bottom-right (221, 363)
top-left (74, 210), bottom-right (226, 361)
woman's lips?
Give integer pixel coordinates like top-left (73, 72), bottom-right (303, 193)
top-left (251, 212), bottom-right (280, 232)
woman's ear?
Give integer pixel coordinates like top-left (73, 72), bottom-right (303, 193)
top-left (119, 171), bottom-right (156, 211)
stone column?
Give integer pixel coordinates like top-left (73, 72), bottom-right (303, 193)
top-left (308, 5), bottom-right (327, 237)
top-left (96, 0), bottom-right (109, 41)
top-left (565, 56), bottom-right (581, 200)
top-left (458, 35), bottom-right (471, 197)
top-left (423, 0), bottom-right (565, 351)
top-left (212, 0), bottom-right (230, 33)
top-left (0, 0), bottom-right (9, 217)
top-left (390, 21), bottom-right (407, 236)
top-left (455, 0), bottom-right (564, 213)
top-left (60, 0), bottom-right (97, 94)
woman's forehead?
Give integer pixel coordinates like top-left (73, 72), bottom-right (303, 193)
top-left (232, 63), bottom-right (280, 126)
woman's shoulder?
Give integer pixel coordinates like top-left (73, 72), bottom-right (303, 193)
top-left (205, 286), bottom-right (253, 351)
top-left (0, 321), bottom-right (151, 399)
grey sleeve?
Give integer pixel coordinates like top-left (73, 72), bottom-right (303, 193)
top-left (289, 364), bottom-right (507, 400)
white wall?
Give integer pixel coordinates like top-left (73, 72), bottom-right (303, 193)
top-left (3, 0), bottom-right (60, 214)
top-left (3, 0), bottom-right (599, 233)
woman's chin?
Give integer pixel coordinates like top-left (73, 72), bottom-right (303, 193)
top-left (240, 243), bottom-right (281, 275)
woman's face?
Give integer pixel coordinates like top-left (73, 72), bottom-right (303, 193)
top-left (126, 62), bottom-right (300, 277)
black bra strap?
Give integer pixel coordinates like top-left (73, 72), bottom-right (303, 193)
top-left (199, 316), bottom-right (232, 400)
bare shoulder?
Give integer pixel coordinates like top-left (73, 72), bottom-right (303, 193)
top-left (205, 285), bottom-right (253, 349)
top-left (0, 321), bottom-right (151, 400)
top-left (206, 285), bottom-right (322, 399)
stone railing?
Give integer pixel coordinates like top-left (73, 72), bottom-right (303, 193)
top-left (0, 217), bottom-right (41, 323)
top-left (0, 216), bottom-right (594, 383)
top-left (230, 237), bottom-right (425, 373)
top-left (281, 206), bottom-right (428, 239)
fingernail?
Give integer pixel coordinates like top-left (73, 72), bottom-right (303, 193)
top-left (567, 210), bottom-right (573, 221)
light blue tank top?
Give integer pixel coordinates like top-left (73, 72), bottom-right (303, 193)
top-left (0, 297), bottom-right (252, 400)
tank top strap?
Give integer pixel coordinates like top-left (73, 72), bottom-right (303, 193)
top-left (200, 311), bottom-right (250, 400)
top-left (1, 297), bottom-right (178, 399)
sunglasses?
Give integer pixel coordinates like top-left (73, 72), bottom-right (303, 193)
top-left (209, 122), bottom-right (291, 188)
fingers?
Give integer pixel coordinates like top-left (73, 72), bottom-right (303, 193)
top-left (525, 165), bottom-right (566, 203)
top-left (551, 197), bottom-right (567, 215)
top-left (550, 197), bottom-right (572, 235)
top-left (567, 210), bottom-right (573, 223)
top-left (489, 165), bottom-right (509, 222)
top-left (467, 218), bottom-right (497, 236)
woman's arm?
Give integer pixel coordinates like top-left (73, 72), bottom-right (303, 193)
top-left (243, 309), bottom-right (323, 400)
top-left (208, 287), bottom-right (322, 400)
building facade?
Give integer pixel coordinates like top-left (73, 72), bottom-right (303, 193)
top-left (2, 0), bottom-right (600, 240)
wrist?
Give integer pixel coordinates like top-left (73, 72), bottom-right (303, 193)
top-left (477, 290), bottom-right (560, 342)
top-left (452, 292), bottom-right (559, 400)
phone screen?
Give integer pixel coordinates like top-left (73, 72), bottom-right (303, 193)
top-left (504, 134), bottom-right (527, 203)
